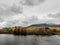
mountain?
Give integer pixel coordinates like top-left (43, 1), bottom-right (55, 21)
top-left (30, 23), bottom-right (60, 27)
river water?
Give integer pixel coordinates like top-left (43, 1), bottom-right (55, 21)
top-left (0, 34), bottom-right (60, 45)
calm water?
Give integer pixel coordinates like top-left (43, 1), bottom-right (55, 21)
top-left (0, 34), bottom-right (60, 45)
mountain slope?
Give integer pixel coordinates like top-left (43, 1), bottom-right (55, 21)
top-left (30, 23), bottom-right (60, 27)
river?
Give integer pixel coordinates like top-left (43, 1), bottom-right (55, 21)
top-left (0, 34), bottom-right (60, 45)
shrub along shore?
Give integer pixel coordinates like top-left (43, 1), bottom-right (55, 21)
top-left (0, 26), bottom-right (60, 35)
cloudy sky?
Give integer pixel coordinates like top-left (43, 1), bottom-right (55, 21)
top-left (0, 0), bottom-right (60, 27)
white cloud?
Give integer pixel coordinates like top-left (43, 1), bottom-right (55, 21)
top-left (0, 15), bottom-right (39, 27)
top-left (0, 4), bottom-right (23, 27)
top-left (0, 0), bottom-right (60, 27)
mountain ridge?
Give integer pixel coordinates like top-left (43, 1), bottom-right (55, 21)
top-left (30, 23), bottom-right (60, 27)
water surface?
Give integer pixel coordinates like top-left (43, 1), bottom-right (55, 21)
top-left (0, 34), bottom-right (60, 45)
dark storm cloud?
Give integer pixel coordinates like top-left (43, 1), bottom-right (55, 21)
top-left (20, 0), bottom-right (45, 6)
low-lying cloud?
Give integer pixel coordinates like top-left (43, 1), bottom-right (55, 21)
top-left (0, 15), bottom-right (39, 27)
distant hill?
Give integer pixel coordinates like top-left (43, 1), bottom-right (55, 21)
top-left (30, 23), bottom-right (60, 27)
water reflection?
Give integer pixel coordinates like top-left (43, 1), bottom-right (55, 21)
top-left (0, 34), bottom-right (60, 45)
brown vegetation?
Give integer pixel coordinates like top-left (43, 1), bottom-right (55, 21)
top-left (0, 26), bottom-right (60, 35)
top-left (10, 26), bottom-right (58, 35)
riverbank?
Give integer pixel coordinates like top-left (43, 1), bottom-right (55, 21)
top-left (0, 26), bottom-right (60, 35)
